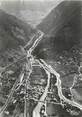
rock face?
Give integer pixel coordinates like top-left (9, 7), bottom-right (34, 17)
top-left (0, 9), bottom-right (36, 51)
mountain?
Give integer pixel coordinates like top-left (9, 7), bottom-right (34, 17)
top-left (37, 1), bottom-right (81, 36)
top-left (34, 1), bottom-right (81, 58)
top-left (0, 9), bottom-right (36, 51)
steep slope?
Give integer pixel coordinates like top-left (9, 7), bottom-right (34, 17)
top-left (0, 9), bottom-right (36, 51)
top-left (37, 1), bottom-right (81, 36)
top-left (34, 1), bottom-right (81, 58)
